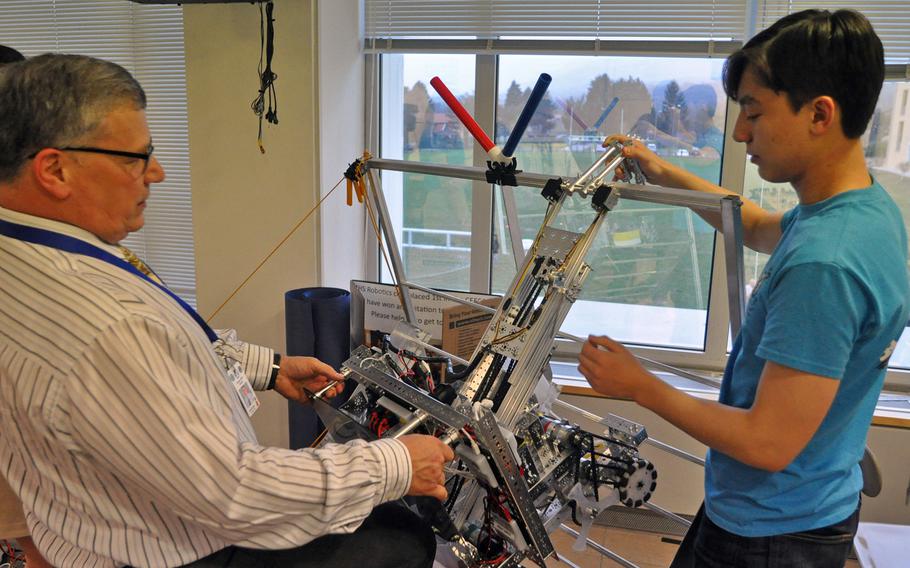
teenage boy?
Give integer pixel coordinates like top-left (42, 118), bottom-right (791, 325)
top-left (580, 10), bottom-right (909, 567)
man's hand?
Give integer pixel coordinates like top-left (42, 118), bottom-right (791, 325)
top-left (399, 434), bottom-right (455, 502)
top-left (604, 134), bottom-right (678, 187)
top-left (273, 356), bottom-right (344, 405)
top-left (578, 335), bottom-right (654, 401)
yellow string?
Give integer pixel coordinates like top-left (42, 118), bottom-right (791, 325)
top-left (206, 176), bottom-right (346, 323)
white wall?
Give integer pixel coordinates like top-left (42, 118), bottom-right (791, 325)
top-left (318, 0), bottom-right (367, 289)
top-left (184, 0), bottom-right (322, 448)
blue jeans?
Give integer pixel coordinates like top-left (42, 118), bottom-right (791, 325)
top-left (178, 503), bottom-right (435, 568)
top-left (670, 502), bottom-right (859, 568)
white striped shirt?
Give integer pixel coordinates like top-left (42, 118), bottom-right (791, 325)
top-left (0, 206), bottom-right (412, 567)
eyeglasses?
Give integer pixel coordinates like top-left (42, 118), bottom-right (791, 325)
top-left (28, 145), bottom-right (155, 178)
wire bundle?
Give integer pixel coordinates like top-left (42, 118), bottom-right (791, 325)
top-left (251, 1), bottom-right (278, 153)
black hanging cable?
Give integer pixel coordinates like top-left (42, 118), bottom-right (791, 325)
top-left (251, 1), bottom-right (278, 153)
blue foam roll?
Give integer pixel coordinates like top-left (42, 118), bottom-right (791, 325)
top-left (285, 287), bottom-right (351, 449)
top-left (593, 96), bottom-right (620, 130)
top-left (502, 73), bottom-right (552, 158)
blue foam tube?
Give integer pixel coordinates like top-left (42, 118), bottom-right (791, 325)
top-left (502, 73), bottom-right (552, 158)
top-left (593, 96), bottom-right (620, 130)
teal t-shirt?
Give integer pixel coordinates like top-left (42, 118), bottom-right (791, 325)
top-left (705, 181), bottom-right (909, 537)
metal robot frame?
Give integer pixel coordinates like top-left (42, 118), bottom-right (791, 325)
top-left (308, 139), bottom-right (745, 567)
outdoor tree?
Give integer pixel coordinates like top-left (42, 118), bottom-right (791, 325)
top-left (527, 91), bottom-right (558, 138)
top-left (656, 80), bottom-right (688, 136)
top-left (561, 74), bottom-right (651, 137)
top-left (404, 81), bottom-right (433, 150)
top-left (602, 77), bottom-right (651, 135)
top-left (498, 80), bottom-right (526, 141)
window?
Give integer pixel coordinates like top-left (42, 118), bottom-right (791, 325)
top-left (379, 54), bottom-right (476, 291)
top-left (365, 0), bottom-right (910, 384)
top-left (0, 0), bottom-right (196, 305)
top-left (493, 55), bottom-right (725, 350)
top-left (367, 0), bottom-right (744, 365)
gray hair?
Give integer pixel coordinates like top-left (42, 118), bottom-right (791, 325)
top-left (0, 53), bottom-right (146, 183)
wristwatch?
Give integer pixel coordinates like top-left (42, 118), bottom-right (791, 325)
top-left (267, 353), bottom-right (281, 390)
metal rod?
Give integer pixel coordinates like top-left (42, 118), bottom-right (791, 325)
top-left (403, 281), bottom-right (497, 314)
top-left (501, 185), bottom-right (527, 266)
top-left (552, 398), bottom-right (606, 425)
top-left (569, 144), bottom-right (621, 193)
top-left (392, 331), bottom-right (470, 366)
top-left (558, 524), bottom-right (638, 568)
top-left (635, 355), bottom-right (722, 390)
top-left (721, 196), bottom-right (746, 338)
top-left (555, 554), bottom-right (582, 568)
top-left (610, 182), bottom-right (739, 209)
top-left (642, 438), bottom-right (706, 467)
top-left (368, 158), bottom-right (737, 210)
top-left (554, 331), bottom-right (723, 391)
top-left (643, 501), bottom-right (693, 528)
top-left (590, 153), bottom-right (627, 188)
top-left (313, 380), bottom-right (341, 399)
top-left (392, 411), bottom-right (430, 438)
top-left (365, 167), bottom-right (417, 324)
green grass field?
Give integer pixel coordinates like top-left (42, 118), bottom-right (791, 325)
top-left (400, 145), bottom-right (910, 308)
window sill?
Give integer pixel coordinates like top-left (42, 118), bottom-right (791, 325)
top-left (550, 361), bottom-right (910, 430)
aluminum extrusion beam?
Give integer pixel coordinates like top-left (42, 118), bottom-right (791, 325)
top-left (368, 158), bottom-right (736, 211)
top-left (365, 168), bottom-right (417, 323)
top-left (642, 438), bottom-right (706, 468)
top-left (501, 186), bottom-right (527, 261)
top-left (368, 158), bottom-right (554, 188)
top-left (721, 196), bottom-right (747, 337)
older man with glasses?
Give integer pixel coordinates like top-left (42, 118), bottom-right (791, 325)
top-left (0, 53), bottom-right (452, 568)
top-left (0, 43), bottom-right (53, 568)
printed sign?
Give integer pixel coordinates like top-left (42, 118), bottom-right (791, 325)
top-left (350, 280), bottom-right (499, 342)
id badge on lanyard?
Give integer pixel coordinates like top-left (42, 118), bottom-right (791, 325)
top-left (226, 361), bottom-right (260, 417)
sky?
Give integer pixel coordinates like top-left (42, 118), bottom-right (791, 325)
top-left (397, 53), bottom-right (726, 100)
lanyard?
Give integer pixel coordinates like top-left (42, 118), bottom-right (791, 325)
top-left (0, 218), bottom-right (218, 342)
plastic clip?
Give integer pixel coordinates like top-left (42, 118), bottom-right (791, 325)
top-left (541, 178), bottom-right (564, 203)
top-left (592, 185), bottom-right (618, 212)
top-left (485, 157), bottom-right (521, 187)
top-left (344, 158), bottom-right (366, 206)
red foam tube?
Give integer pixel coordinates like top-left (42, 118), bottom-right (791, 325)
top-left (430, 76), bottom-right (495, 152)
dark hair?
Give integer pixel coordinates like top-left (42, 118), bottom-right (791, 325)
top-left (723, 9), bottom-right (884, 138)
top-left (0, 45), bottom-right (25, 65)
top-left (0, 53), bottom-right (146, 182)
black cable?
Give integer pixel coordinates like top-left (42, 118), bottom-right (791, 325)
top-left (251, 1), bottom-right (278, 152)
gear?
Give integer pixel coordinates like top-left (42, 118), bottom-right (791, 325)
top-left (617, 458), bottom-right (657, 508)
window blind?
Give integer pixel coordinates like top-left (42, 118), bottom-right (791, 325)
top-left (757, 1), bottom-right (910, 66)
top-left (0, 0), bottom-right (197, 305)
top-left (364, 0), bottom-right (750, 56)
